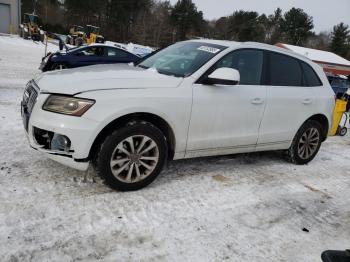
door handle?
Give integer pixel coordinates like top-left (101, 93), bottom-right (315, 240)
top-left (302, 99), bottom-right (312, 105)
top-left (251, 98), bottom-right (264, 105)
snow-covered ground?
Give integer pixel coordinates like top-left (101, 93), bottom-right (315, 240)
top-left (1, 35), bottom-right (350, 262)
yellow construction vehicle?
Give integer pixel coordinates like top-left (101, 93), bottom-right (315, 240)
top-left (66, 25), bottom-right (86, 46)
top-left (19, 13), bottom-right (44, 42)
top-left (85, 25), bottom-right (105, 44)
top-left (66, 25), bottom-right (104, 46)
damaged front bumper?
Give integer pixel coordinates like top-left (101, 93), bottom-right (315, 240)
top-left (21, 82), bottom-right (100, 171)
top-left (27, 127), bottom-right (89, 171)
top-left (29, 144), bottom-right (90, 171)
top-left (24, 122), bottom-right (91, 172)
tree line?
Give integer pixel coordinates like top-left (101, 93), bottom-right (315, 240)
top-left (21, 0), bottom-right (350, 60)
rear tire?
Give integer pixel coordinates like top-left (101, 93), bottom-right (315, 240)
top-left (94, 122), bottom-right (168, 191)
top-left (287, 120), bottom-right (323, 165)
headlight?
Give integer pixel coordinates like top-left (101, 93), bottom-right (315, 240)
top-left (43, 95), bottom-right (95, 116)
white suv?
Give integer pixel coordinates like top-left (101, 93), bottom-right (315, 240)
top-left (21, 40), bottom-right (335, 191)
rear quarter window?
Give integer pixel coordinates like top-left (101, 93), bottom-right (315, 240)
top-left (301, 62), bottom-right (322, 87)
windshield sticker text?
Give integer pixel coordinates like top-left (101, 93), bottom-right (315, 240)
top-left (197, 46), bottom-right (220, 54)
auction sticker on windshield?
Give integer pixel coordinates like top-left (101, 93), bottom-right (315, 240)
top-left (197, 46), bottom-right (221, 54)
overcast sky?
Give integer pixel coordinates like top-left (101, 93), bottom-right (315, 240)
top-left (168, 0), bottom-right (350, 33)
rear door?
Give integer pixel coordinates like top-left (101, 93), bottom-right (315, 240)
top-left (257, 51), bottom-right (317, 150)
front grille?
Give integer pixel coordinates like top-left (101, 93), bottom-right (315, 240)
top-left (21, 80), bottom-right (39, 131)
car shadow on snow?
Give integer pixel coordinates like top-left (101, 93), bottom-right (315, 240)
top-left (158, 150), bottom-right (290, 185)
top-left (38, 150), bottom-right (288, 192)
top-left (168, 150), bottom-right (286, 170)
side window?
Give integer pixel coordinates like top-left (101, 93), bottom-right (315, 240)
top-left (214, 49), bottom-right (263, 85)
top-left (301, 62), bottom-right (322, 86)
top-left (82, 47), bottom-right (104, 56)
top-left (269, 52), bottom-right (302, 86)
top-left (107, 48), bottom-right (128, 58)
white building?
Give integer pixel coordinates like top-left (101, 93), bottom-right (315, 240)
top-left (0, 0), bottom-right (20, 34)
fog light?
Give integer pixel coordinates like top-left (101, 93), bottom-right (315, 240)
top-left (51, 134), bottom-right (71, 152)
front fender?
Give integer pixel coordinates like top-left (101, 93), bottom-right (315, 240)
top-left (78, 88), bottom-right (192, 159)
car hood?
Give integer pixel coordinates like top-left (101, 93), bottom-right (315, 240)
top-left (35, 64), bottom-right (184, 95)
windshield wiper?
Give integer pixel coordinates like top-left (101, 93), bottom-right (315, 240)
top-left (157, 69), bottom-right (184, 78)
top-left (138, 65), bottom-right (183, 78)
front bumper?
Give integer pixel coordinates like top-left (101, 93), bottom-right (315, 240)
top-left (22, 92), bottom-right (101, 171)
top-left (29, 142), bottom-right (90, 171)
top-left (39, 53), bottom-right (53, 71)
top-left (39, 60), bottom-right (47, 71)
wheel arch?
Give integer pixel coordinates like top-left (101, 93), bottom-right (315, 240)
top-left (304, 114), bottom-right (330, 141)
top-left (89, 112), bottom-right (176, 161)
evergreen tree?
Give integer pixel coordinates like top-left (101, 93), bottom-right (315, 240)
top-left (330, 23), bottom-right (350, 58)
top-left (18, 0), bottom-right (348, 50)
top-left (226, 10), bottom-right (265, 42)
top-left (104, 0), bottom-right (151, 42)
top-left (281, 8), bottom-right (314, 45)
top-left (214, 17), bottom-right (230, 40)
top-left (265, 8), bottom-right (283, 44)
top-left (170, 0), bottom-right (204, 41)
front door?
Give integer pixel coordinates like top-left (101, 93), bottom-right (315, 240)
top-left (186, 49), bottom-right (267, 158)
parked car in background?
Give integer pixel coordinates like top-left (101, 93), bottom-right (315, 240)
top-left (106, 41), bottom-right (155, 57)
top-left (327, 74), bottom-right (350, 97)
top-left (23, 40), bottom-right (335, 191)
top-left (40, 44), bottom-right (140, 72)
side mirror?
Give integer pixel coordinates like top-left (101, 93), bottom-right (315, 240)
top-left (206, 68), bottom-right (240, 85)
top-left (346, 88), bottom-right (350, 96)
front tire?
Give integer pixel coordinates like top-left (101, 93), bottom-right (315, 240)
top-left (287, 120), bottom-right (323, 165)
top-left (94, 122), bottom-right (168, 191)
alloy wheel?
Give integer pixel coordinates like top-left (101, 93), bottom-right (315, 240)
top-left (297, 127), bottom-right (320, 160)
top-left (109, 135), bottom-right (159, 183)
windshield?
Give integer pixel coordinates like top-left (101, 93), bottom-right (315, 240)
top-left (92, 27), bottom-right (100, 34)
top-left (138, 42), bottom-right (226, 77)
top-left (68, 45), bottom-right (90, 54)
top-left (24, 15), bottom-right (38, 24)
